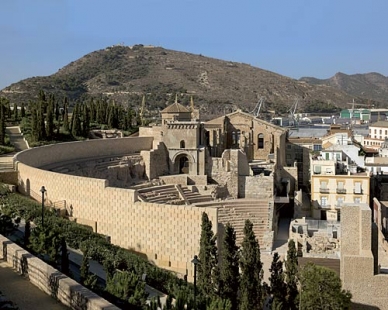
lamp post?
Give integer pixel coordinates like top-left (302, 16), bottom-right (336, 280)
top-left (40, 186), bottom-right (46, 228)
top-left (191, 255), bottom-right (199, 309)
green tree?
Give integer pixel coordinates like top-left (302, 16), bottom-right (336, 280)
top-left (24, 220), bottom-right (31, 247)
top-left (239, 219), bottom-right (263, 310)
top-left (63, 98), bottom-right (69, 132)
top-left (60, 237), bottom-right (70, 275)
top-left (197, 212), bottom-right (218, 298)
top-left (46, 99), bottom-right (55, 139)
top-left (299, 263), bottom-right (352, 310)
top-left (80, 249), bottom-right (90, 285)
top-left (21, 102), bottom-right (26, 118)
top-left (29, 225), bottom-right (61, 264)
top-left (0, 98), bottom-right (7, 145)
top-left (82, 103), bottom-right (90, 137)
top-left (13, 103), bottom-right (18, 122)
top-left (268, 252), bottom-right (286, 308)
top-left (285, 240), bottom-right (299, 310)
top-left (208, 297), bottom-right (232, 310)
top-left (219, 223), bottom-right (239, 309)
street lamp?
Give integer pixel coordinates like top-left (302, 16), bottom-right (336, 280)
top-left (40, 186), bottom-right (46, 228)
top-left (191, 255), bottom-right (199, 309)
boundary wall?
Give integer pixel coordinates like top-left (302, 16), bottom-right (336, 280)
top-left (14, 137), bottom-right (218, 277)
top-left (0, 235), bottom-right (119, 310)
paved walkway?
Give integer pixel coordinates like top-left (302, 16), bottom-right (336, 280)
top-left (0, 259), bottom-right (69, 310)
top-left (6, 126), bottom-right (29, 152)
top-left (0, 127), bottom-right (28, 171)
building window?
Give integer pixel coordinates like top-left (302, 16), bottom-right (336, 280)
top-left (287, 144), bottom-right (292, 149)
top-left (232, 132), bottom-right (236, 145)
top-left (180, 140), bottom-right (185, 148)
top-left (258, 134), bottom-right (264, 149)
top-left (313, 144), bottom-right (322, 151)
top-left (354, 182), bottom-right (362, 194)
top-left (320, 196), bottom-right (328, 207)
top-left (314, 165), bottom-right (321, 174)
top-left (354, 197), bottom-right (361, 204)
top-left (337, 197), bottom-right (344, 207)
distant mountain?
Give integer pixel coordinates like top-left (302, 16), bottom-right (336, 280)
top-left (0, 45), bottom-right (368, 119)
top-left (300, 72), bottom-right (388, 105)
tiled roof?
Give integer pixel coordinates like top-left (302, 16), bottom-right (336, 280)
top-left (161, 102), bottom-right (190, 113)
top-left (370, 121), bottom-right (388, 128)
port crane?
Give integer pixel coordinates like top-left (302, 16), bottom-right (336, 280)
top-left (251, 96), bottom-right (266, 118)
top-left (288, 97), bottom-right (300, 126)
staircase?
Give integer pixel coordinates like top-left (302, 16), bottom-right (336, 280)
top-left (136, 184), bottom-right (214, 205)
top-left (194, 199), bottom-right (272, 246)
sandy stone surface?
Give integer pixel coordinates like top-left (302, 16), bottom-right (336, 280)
top-left (0, 260), bottom-right (68, 310)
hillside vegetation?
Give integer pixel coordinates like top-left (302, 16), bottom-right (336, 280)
top-left (1, 44), bottom-right (383, 119)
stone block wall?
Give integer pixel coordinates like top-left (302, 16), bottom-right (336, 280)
top-left (0, 235), bottom-right (118, 310)
top-left (141, 142), bottom-right (170, 180)
top-left (14, 139), bottom-right (218, 277)
top-left (341, 203), bottom-right (388, 309)
top-left (238, 175), bottom-right (274, 199)
top-left (0, 171), bottom-right (18, 185)
top-left (15, 137), bottom-right (153, 168)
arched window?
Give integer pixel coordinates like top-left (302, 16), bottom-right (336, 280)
top-left (258, 134), bottom-right (264, 149)
top-left (180, 140), bottom-right (185, 148)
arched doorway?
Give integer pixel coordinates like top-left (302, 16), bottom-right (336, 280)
top-left (174, 154), bottom-right (190, 174)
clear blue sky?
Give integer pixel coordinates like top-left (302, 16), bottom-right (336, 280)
top-left (1, 0), bottom-right (388, 89)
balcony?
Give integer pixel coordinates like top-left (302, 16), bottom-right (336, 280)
top-left (319, 188), bottom-right (330, 194)
top-left (319, 204), bottom-right (331, 209)
top-left (336, 188), bottom-right (346, 194)
top-left (353, 189), bottom-right (363, 194)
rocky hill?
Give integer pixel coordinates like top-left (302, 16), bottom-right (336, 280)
top-left (0, 44), bottom-right (376, 119)
top-left (300, 72), bottom-right (388, 104)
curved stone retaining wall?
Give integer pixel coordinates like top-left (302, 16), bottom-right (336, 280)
top-left (14, 137), bottom-right (218, 277)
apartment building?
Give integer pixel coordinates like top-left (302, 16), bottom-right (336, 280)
top-left (364, 121), bottom-right (388, 150)
top-left (310, 155), bottom-right (370, 221)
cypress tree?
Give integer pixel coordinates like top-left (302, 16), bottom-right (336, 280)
top-left (71, 103), bottom-right (82, 137)
top-left (38, 101), bottom-right (46, 141)
top-left (0, 99), bottom-right (6, 145)
top-left (239, 219), bottom-right (263, 310)
top-left (61, 237), bottom-right (70, 275)
top-left (21, 102), bottom-right (26, 118)
top-left (197, 212), bottom-right (218, 298)
top-left (46, 100), bottom-right (55, 139)
top-left (285, 239), bottom-right (299, 310)
top-left (82, 103), bottom-right (90, 137)
top-left (13, 103), bottom-right (18, 122)
top-left (63, 98), bottom-right (69, 132)
top-left (24, 220), bottom-right (31, 248)
top-left (269, 252), bottom-right (286, 307)
top-left (30, 103), bottom-right (39, 141)
top-left (55, 101), bottom-right (60, 122)
top-left (80, 249), bottom-right (90, 285)
top-left (219, 223), bottom-right (240, 309)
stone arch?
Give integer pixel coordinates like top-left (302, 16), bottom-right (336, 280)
top-left (172, 152), bottom-right (196, 174)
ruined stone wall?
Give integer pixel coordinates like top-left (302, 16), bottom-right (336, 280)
top-left (0, 235), bottom-right (118, 310)
top-left (141, 142), bottom-right (170, 180)
top-left (238, 174), bottom-right (274, 199)
top-left (341, 204), bottom-right (388, 309)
